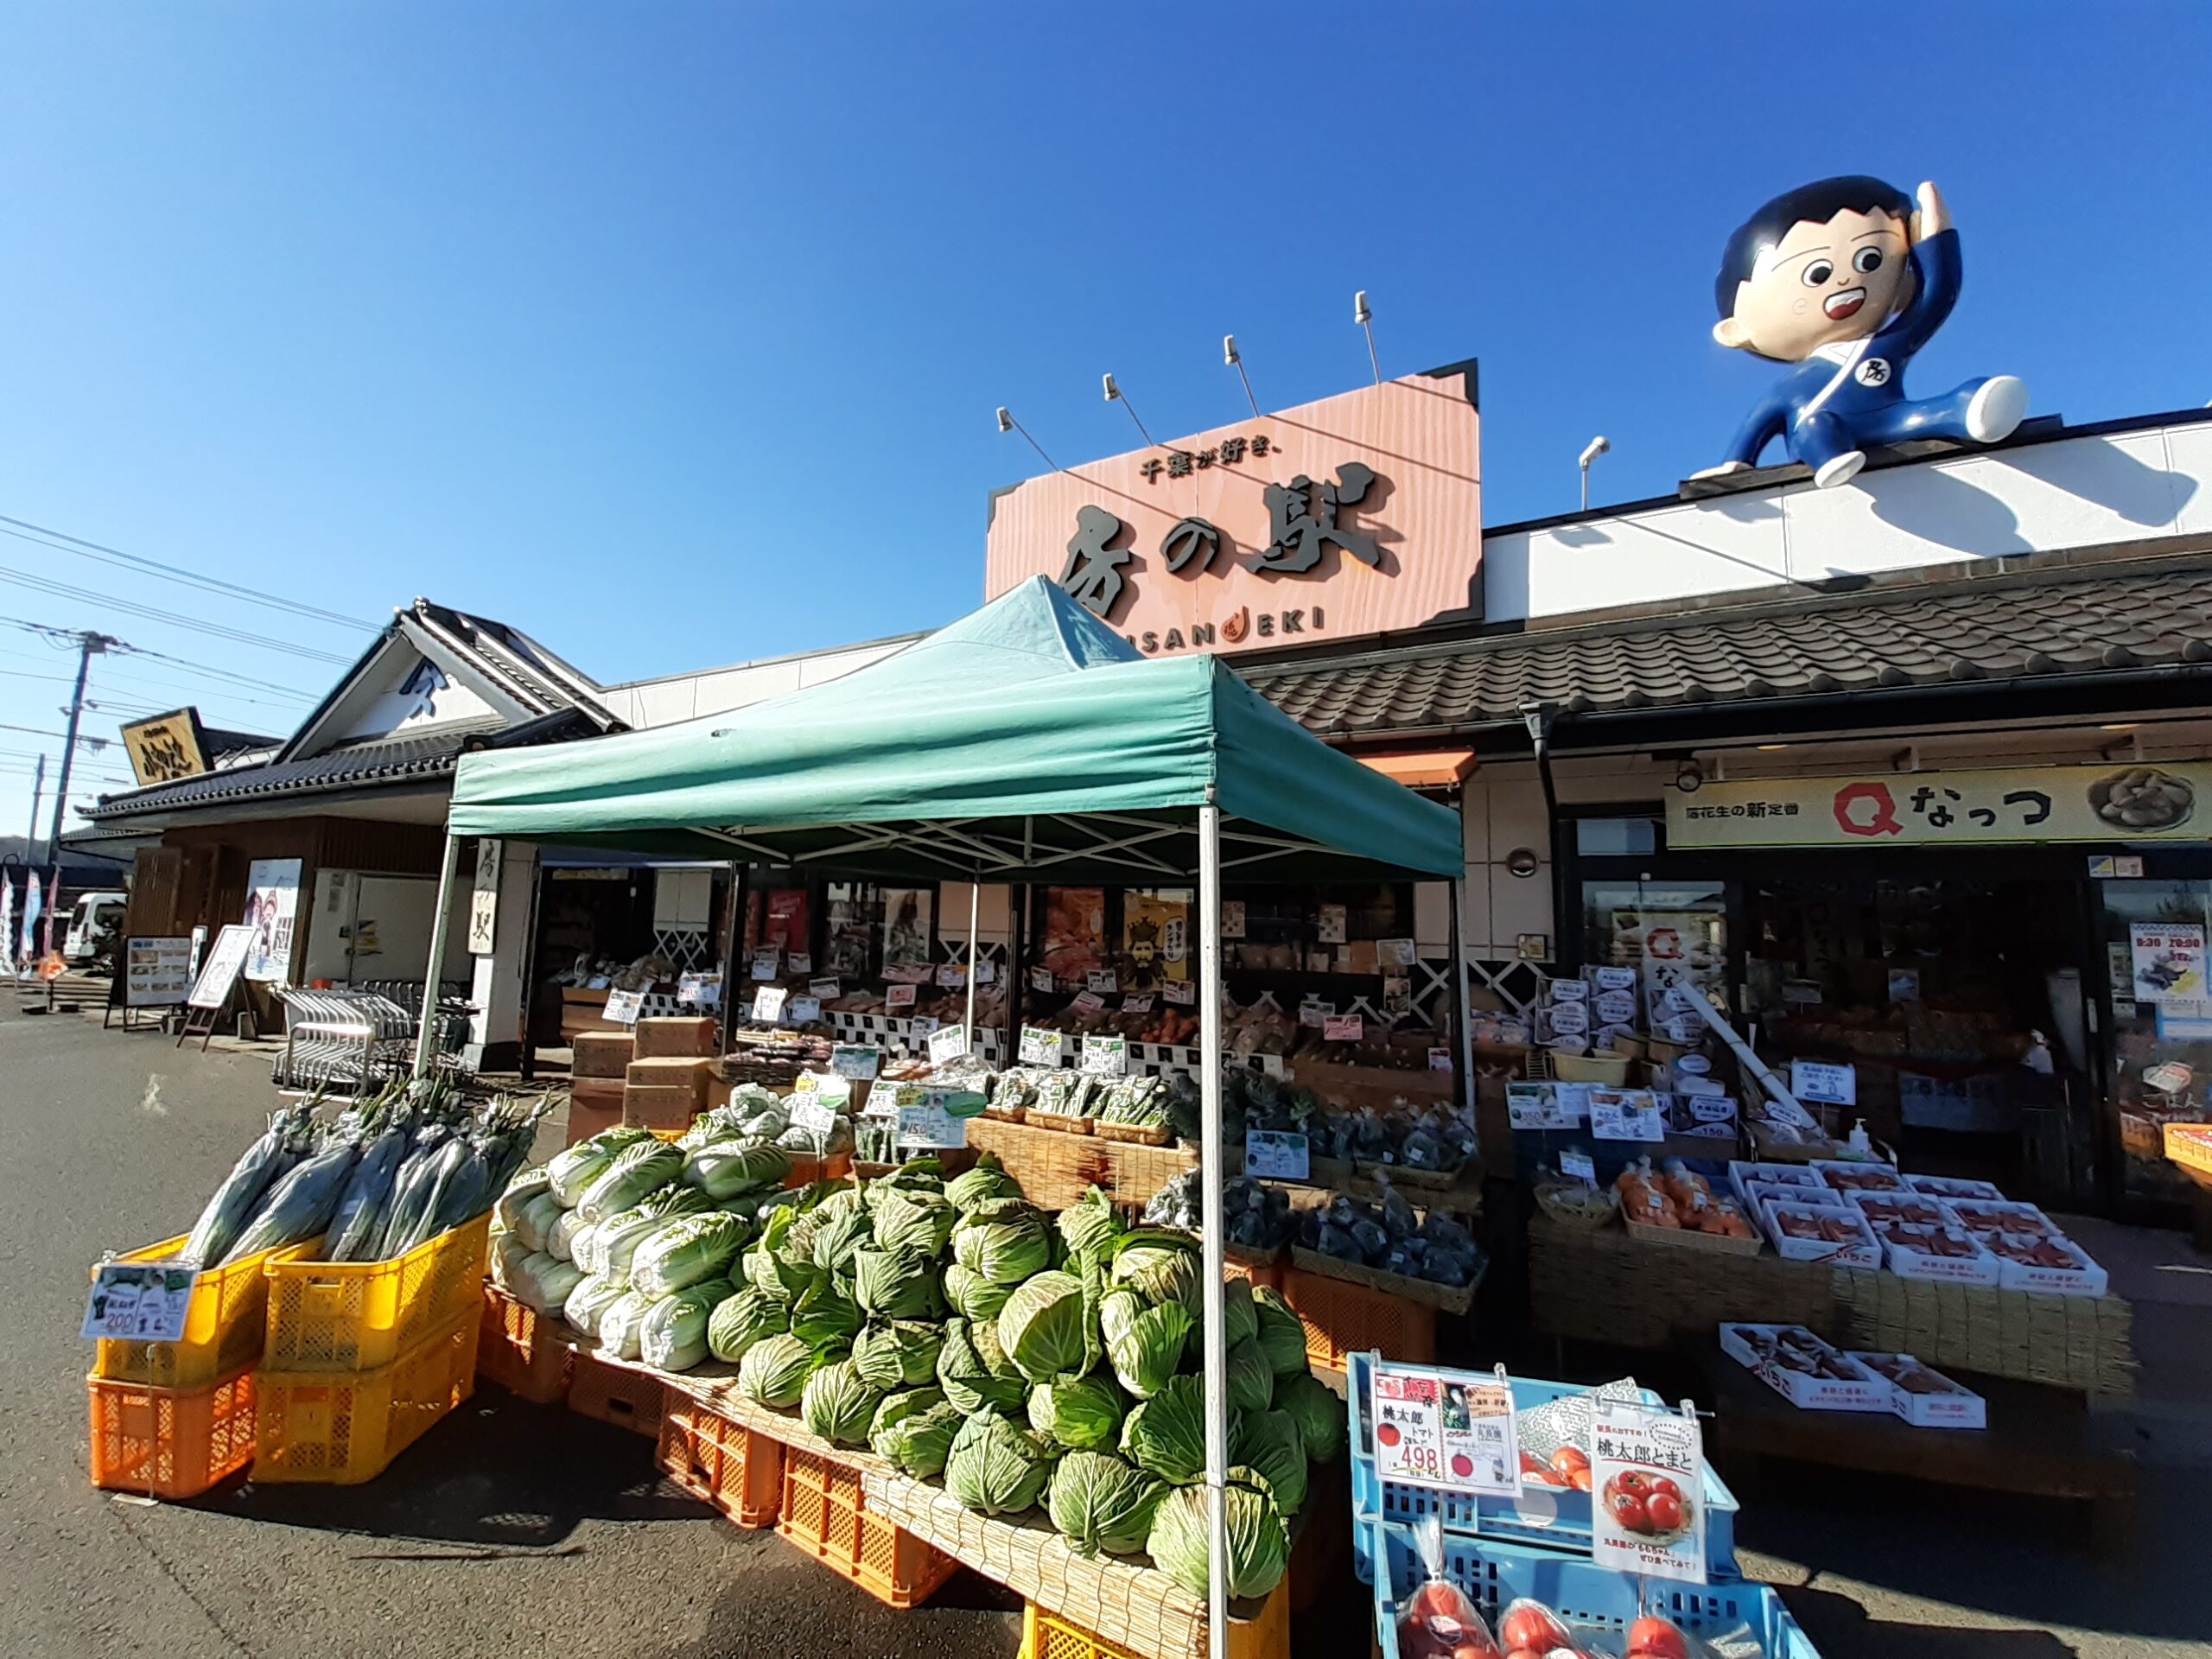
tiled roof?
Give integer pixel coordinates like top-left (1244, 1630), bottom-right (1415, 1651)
top-left (82, 724), bottom-right (502, 819)
top-left (1245, 553), bottom-right (2212, 739)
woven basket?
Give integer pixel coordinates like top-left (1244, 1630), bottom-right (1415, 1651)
top-left (1094, 1121), bottom-right (1173, 1147)
top-left (966, 1116), bottom-right (1196, 1213)
top-left (1287, 1246), bottom-right (1477, 1315)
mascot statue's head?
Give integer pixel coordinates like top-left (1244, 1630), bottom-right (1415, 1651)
top-left (1700, 175), bottom-right (2026, 490)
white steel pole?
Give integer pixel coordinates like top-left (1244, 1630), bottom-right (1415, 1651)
top-left (1197, 800), bottom-right (1229, 1659)
top-left (964, 880), bottom-right (980, 1045)
top-left (413, 832), bottom-right (466, 1077)
top-left (1451, 879), bottom-right (1476, 1111)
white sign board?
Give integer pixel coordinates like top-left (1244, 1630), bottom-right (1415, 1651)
top-left (603, 988), bottom-right (645, 1026)
top-left (82, 1260), bottom-right (199, 1343)
top-left (1164, 979), bottom-right (1197, 1007)
top-left (1369, 1364), bottom-right (1520, 1498)
top-left (1590, 1088), bottom-right (1667, 1142)
top-left (677, 972), bottom-right (722, 1009)
top-left (1789, 1059), bottom-right (1857, 1107)
top-left (124, 937), bottom-right (194, 1008)
top-left (830, 1044), bottom-right (881, 1081)
top-left (790, 1092), bottom-right (845, 1138)
top-left (1030, 966), bottom-right (1057, 994)
top-left (241, 858), bottom-right (302, 982)
top-left (927, 1023), bottom-right (971, 1065)
top-left (2133, 922), bottom-right (2209, 1004)
top-left (1019, 1027), bottom-right (1065, 1065)
top-left (1081, 1033), bottom-right (1128, 1077)
top-left (1243, 1130), bottom-right (1310, 1180)
top-left (752, 986), bottom-right (788, 1024)
top-left (1506, 1081), bottom-right (1580, 1131)
top-left (896, 1090), bottom-right (976, 1149)
top-left (1086, 969), bottom-right (1118, 995)
top-left (788, 953), bottom-right (812, 976)
top-left (786, 995), bottom-right (822, 1025)
top-left (886, 982), bottom-right (917, 1010)
top-left (936, 963), bottom-right (966, 988)
top-left (1322, 1014), bottom-right (1364, 1043)
top-left (750, 950), bottom-right (782, 982)
top-left (810, 977), bottom-right (842, 1001)
top-left (467, 838), bottom-right (501, 956)
top-left (1589, 1396), bottom-right (1707, 1585)
top-left (1121, 993), bottom-right (1155, 1014)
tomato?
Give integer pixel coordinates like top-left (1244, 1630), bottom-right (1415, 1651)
top-left (1498, 1605), bottom-right (1570, 1652)
top-left (1645, 1491), bottom-right (1683, 1532)
top-left (1649, 1475), bottom-right (1681, 1503)
top-left (1567, 1465), bottom-right (1592, 1492)
top-left (1550, 1446), bottom-right (1589, 1472)
top-left (1612, 1469), bottom-right (1652, 1496)
top-left (1607, 1490), bottom-right (1650, 1532)
top-left (1627, 1615), bottom-right (1690, 1659)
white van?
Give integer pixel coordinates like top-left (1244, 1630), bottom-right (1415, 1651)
top-left (63, 891), bottom-right (128, 965)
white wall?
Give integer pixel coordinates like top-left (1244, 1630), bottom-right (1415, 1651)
top-left (601, 636), bottom-right (919, 729)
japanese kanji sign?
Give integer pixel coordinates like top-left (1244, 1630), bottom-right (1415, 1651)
top-left (1589, 1396), bottom-right (1707, 1585)
top-left (1668, 763), bottom-right (2212, 848)
top-left (1368, 1363), bottom-right (1520, 1498)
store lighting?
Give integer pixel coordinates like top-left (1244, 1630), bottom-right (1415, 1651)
top-left (1675, 760), bottom-right (1705, 793)
top-left (994, 405), bottom-right (1062, 473)
top-left (1579, 436), bottom-right (1611, 512)
top-left (1102, 372), bottom-right (1158, 448)
top-left (1354, 289), bottom-right (1381, 385)
top-left (2100, 723), bottom-right (2138, 731)
top-left (1757, 743), bottom-right (1789, 751)
top-left (1224, 334), bottom-right (1262, 418)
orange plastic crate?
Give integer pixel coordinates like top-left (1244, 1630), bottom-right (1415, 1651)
top-left (1279, 1266), bottom-right (1437, 1372)
top-left (92, 1235), bottom-right (295, 1389)
top-left (777, 1446), bottom-right (958, 1609)
top-left (86, 1365), bottom-right (257, 1500)
top-left (568, 1348), bottom-right (666, 1438)
top-left (253, 1305), bottom-right (479, 1484)
top-left (658, 1391), bottom-right (783, 1527)
top-left (477, 1283), bottom-right (577, 1405)
top-left (262, 1213), bottom-right (492, 1372)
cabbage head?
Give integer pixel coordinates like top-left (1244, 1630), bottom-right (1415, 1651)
top-left (576, 1139), bottom-right (684, 1222)
top-left (1232, 1407), bottom-right (1308, 1514)
top-left (1047, 1450), bottom-right (1166, 1557)
top-left (1147, 1468), bottom-right (1290, 1600)
top-left (801, 1358), bottom-right (884, 1446)
top-left (864, 1160), bottom-right (945, 1208)
top-left (944, 1153), bottom-right (1020, 1214)
top-left (682, 1141), bottom-right (791, 1200)
top-left (1120, 1372), bottom-right (1208, 1485)
top-left (944, 1407), bottom-right (1058, 1516)
top-left (810, 1207), bottom-right (876, 1281)
top-left (852, 1249), bottom-right (942, 1319)
top-left (563, 1271), bottom-right (627, 1335)
top-left (1274, 1371), bottom-right (1344, 1462)
top-left (791, 1274), bottom-right (863, 1351)
top-left (952, 1198), bottom-right (1053, 1285)
top-left (944, 1263), bottom-right (1014, 1321)
top-left (1111, 1238), bottom-right (1201, 1311)
top-left (997, 1270), bottom-right (1094, 1383)
top-left (737, 1332), bottom-right (820, 1406)
top-left (514, 1251), bottom-right (584, 1314)
top-left (870, 1187), bottom-right (955, 1257)
top-left (1057, 1187), bottom-right (1124, 1263)
top-left (547, 1128), bottom-right (652, 1206)
top-left (853, 1319), bottom-right (945, 1391)
top-left (1107, 1300), bottom-right (1193, 1400)
top-left (630, 1212), bottom-right (751, 1299)
top-left (706, 1286), bottom-right (790, 1364)
top-left (1227, 1336), bottom-right (1274, 1415)
top-left (1027, 1372), bottom-right (1124, 1451)
top-left (870, 1389), bottom-right (961, 1477)
top-left (937, 1316), bottom-right (1027, 1414)
top-left (1219, 1276), bottom-right (1259, 1350)
top-left (597, 1288), bottom-right (655, 1359)
top-left (742, 1211), bottom-right (815, 1301)
top-left (1251, 1286), bottom-right (1308, 1376)
top-left (1098, 1287), bottom-right (1146, 1351)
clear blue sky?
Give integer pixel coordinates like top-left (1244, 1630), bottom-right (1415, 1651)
top-left (3, 3), bottom-right (2209, 851)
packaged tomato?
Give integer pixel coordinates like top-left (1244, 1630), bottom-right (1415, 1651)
top-left (1395, 1516), bottom-right (1498, 1659)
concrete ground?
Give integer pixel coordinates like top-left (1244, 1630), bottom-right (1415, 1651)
top-left (9, 989), bottom-right (2211, 1656)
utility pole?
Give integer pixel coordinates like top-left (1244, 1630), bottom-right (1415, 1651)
top-left (42, 631), bottom-right (114, 957)
top-left (24, 753), bottom-right (44, 863)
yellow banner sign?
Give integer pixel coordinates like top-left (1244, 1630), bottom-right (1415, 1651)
top-left (1667, 763), bottom-right (2212, 848)
top-left (119, 709), bottom-right (211, 787)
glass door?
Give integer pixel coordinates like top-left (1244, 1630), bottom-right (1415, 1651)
top-left (2097, 877), bottom-right (2212, 1209)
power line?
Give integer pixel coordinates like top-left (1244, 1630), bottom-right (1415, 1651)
top-left (0, 563), bottom-right (355, 664)
top-left (0, 513), bottom-right (378, 632)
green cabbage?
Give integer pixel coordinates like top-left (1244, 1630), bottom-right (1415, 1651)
top-left (1111, 1238), bottom-right (1201, 1311)
top-left (630, 1212), bottom-right (751, 1299)
top-left (1098, 1287), bottom-right (1146, 1350)
top-left (851, 1249), bottom-right (942, 1319)
top-left (737, 1332), bottom-right (820, 1406)
top-left (810, 1207), bottom-right (876, 1281)
top-left (870, 1389), bottom-right (963, 1477)
top-left (791, 1274), bottom-right (863, 1351)
top-left (1057, 1187), bottom-right (1124, 1263)
top-left (742, 1210), bottom-right (815, 1301)
top-left (864, 1160), bottom-right (945, 1207)
top-left (1232, 1407), bottom-right (1308, 1514)
top-left (1028, 1372), bottom-right (1125, 1451)
top-left (1147, 1468), bottom-right (1290, 1600)
top-left (1252, 1287), bottom-right (1308, 1376)
top-left (944, 1407), bottom-right (1058, 1516)
top-left (1120, 1372), bottom-right (1207, 1484)
top-left (547, 1128), bottom-right (652, 1206)
top-left (1047, 1450), bottom-right (1166, 1557)
top-left (706, 1287), bottom-right (791, 1364)
top-left (937, 1316), bottom-right (1027, 1414)
top-left (1227, 1336), bottom-right (1274, 1415)
top-left (854, 1319), bottom-right (945, 1390)
top-left (944, 1263), bottom-right (1014, 1321)
top-left (997, 1270), bottom-right (1094, 1383)
top-left (1275, 1371), bottom-right (1344, 1462)
top-left (1108, 1300), bottom-right (1193, 1399)
top-left (944, 1153), bottom-right (1020, 1213)
top-left (683, 1141), bottom-right (791, 1200)
top-left (869, 1188), bottom-right (955, 1257)
top-left (563, 1271), bottom-right (627, 1335)
top-left (952, 1198), bottom-right (1053, 1285)
top-left (575, 1140), bottom-right (684, 1222)
top-left (801, 1357), bottom-right (884, 1446)
top-left (1220, 1276), bottom-right (1259, 1350)
top-left (597, 1287), bottom-right (655, 1358)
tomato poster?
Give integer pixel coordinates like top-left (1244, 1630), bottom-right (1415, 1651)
top-left (1369, 1364), bottom-right (1520, 1498)
top-left (1589, 1396), bottom-right (1707, 1585)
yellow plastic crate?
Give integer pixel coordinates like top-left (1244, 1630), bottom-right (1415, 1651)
top-left (263, 1213), bottom-right (493, 1372)
top-left (254, 1305), bottom-right (479, 1484)
top-left (1019, 1584), bottom-right (1288, 1659)
top-left (92, 1235), bottom-right (302, 1390)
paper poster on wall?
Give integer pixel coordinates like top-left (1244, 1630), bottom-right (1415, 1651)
top-left (1789, 1060), bottom-right (1857, 1107)
top-left (1042, 887), bottom-right (1105, 983)
top-left (883, 887), bottom-right (933, 969)
top-left (1317, 904), bottom-right (1347, 944)
top-left (1221, 902), bottom-right (1245, 940)
top-left (2132, 923), bottom-right (2208, 1004)
top-left (242, 859), bottom-right (302, 982)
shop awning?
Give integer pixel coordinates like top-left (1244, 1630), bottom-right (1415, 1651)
top-left (447, 578), bottom-right (1464, 882)
top-left (1357, 749), bottom-right (1477, 789)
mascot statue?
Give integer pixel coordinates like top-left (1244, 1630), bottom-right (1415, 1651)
top-left (1702, 175), bottom-right (2026, 487)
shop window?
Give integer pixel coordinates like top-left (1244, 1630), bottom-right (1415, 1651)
top-left (2099, 878), bottom-right (2212, 1207)
top-left (1576, 815), bottom-right (1659, 856)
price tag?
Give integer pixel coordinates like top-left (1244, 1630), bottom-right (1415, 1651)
top-left (1590, 1088), bottom-right (1668, 1142)
top-left (810, 977), bottom-right (842, 1001)
top-left (82, 1260), bottom-right (199, 1342)
top-left (936, 963), bottom-right (967, 988)
top-left (1081, 1033), bottom-right (1128, 1076)
top-left (909, 1015), bottom-right (940, 1039)
top-left (884, 962), bottom-right (931, 984)
top-left (1428, 1046), bottom-right (1454, 1073)
top-left (1369, 1364), bottom-right (1521, 1498)
top-left (603, 988), bottom-right (645, 1026)
top-left (976, 959), bottom-right (998, 984)
top-left (752, 986), bottom-right (788, 1023)
top-left (1318, 904), bottom-right (1347, 944)
top-left (787, 953), bottom-right (812, 976)
top-left (1122, 993), bottom-right (1155, 1014)
top-left (1071, 990), bottom-right (1105, 1014)
top-left (791, 1093), bottom-right (844, 1138)
top-left (1322, 1014), bottom-right (1364, 1042)
top-left (1221, 902), bottom-right (1245, 939)
top-left (1378, 938), bottom-right (1417, 969)
top-left (786, 995), bottom-right (822, 1025)
top-left (1164, 980), bottom-right (1197, 1007)
top-left (928, 1023), bottom-right (971, 1065)
top-left (886, 982), bottom-right (917, 1010)
top-left (750, 950), bottom-right (781, 982)
top-left (1560, 1149), bottom-right (1598, 1187)
top-left (1243, 1129), bottom-right (1310, 1180)
top-left (896, 1090), bottom-right (977, 1149)
top-left (830, 1044), bottom-right (881, 1081)
top-left (1299, 999), bottom-right (1335, 1029)
top-left (1590, 1396), bottom-right (1707, 1585)
top-left (677, 972), bottom-right (722, 1008)
top-left (1789, 1059), bottom-right (1857, 1106)
top-left (1030, 966), bottom-right (1057, 994)
top-left (1086, 969), bottom-right (1118, 995)
top-left (1507, 1081), bottom-right (1580, 1130)
top-left (1019, 1027), bottom-right (1065, 1065)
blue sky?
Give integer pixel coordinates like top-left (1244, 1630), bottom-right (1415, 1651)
top-left (3, 3), bottom-right (2209, 849)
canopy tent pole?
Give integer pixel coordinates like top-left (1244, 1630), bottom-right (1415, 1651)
top-left (412, 832), bottom-right (466, 1077)
top-left (718, 862), bottom-right (751, 1053)
top-left (1451, 878), bottom-right (1475, 1112)
top-left (963, 879), bottom-right (979, 1043)
top-left (1197, 799), bottom-right (1230, 1659)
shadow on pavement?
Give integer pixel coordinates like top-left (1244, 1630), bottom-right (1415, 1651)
top-left (1784, 1586), bottom-right (2081, 1656)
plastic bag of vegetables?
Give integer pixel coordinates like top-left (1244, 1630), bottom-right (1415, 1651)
top-left (1048, 1450), bottom-right (1166, 1557)
top-left (870, 1389), bottom-right (963, 1477)
top-left (582, 1187), bottom-right (712, 1281)
top-left (220, 1138), bottom-right (358, 1263)
top-left (1147, 1467), bottom-right (1291, 1600)
top-left (575, 1139), bottom-right (684, 1223)
top-left (801, 1357), bottom-right (884, 1446)
top-left (177, 1107), bottom-right (301, 1268)
top-left (737, 1332), bottom-right (820, 1406)
top-left (630, 1211), bottom-right (750, 1298)
top-left (563, 1271), bottom-right (627, 1336)
top-left (944, 1407), bottom-right (1059, 1516)
top-left (495, 1168), bottom-right (551, 1232)
top-left (513, 1190), bottom-right (563, 1255)
top-left (641, 1276), bottom-right (734, 1372)
top-left (548, 1205), bottom-right (591, 1263)
top-left (547, 1128), bottom-right (652, 1207)
top-left (706, 1287), bottom-right (791, 1364)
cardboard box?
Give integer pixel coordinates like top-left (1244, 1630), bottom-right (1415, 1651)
top-left (571, 1031), bottom-right (635, 1079)
top-left (1764, 1200), bottom-right (1881, 1268)
top-left (623, 1084), bottom-right (702, 1131)
top-left (567, 1079), bottom-right (624, 1146)
top-left (634, 1015), bottom-right (719, 1059)
top-left (1720, 1323), bottom-right (1890, 1412)
top-left (1985, 1232), bottom-right (2110, 1298)
top-left (1849, 1352), bottom-right (1987, 1429)
top-left (1727, 1160), bottom-right (1828, 1207)
top-left (625, 1055), bottom-right (714, 1104)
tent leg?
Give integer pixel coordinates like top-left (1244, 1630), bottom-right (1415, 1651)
top-left (719, 863), bottom-right (750, 1054)
top-left (413, 832), bottom-right (465, 1077)
top-left (1451, 878), bottom-right (1475, 1113)
top-left (963, 880), bottom-right (979, 1042)
top-left (1198, 803), bottom-right (1229, 1659)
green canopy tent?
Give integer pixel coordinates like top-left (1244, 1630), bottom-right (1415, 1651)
top-left (431, 576), bottom-right (1467, 1643)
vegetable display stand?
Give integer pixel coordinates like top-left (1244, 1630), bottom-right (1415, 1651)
top-left (253, 1304), bottom-right (479, 1484)
top-left (965, 1115), bottom-right (1197, 1213)
top-left (777, 1446), bottom-right (960, 1609)
top-left (92, 1235), bottom-right (296, 1390)
top-left (86, 1364), bottom-right (257, 1500)
top-left (1019, 1581), bottom-right (1287, 1659)
top-left (783, 1151), bottom-right (853, 1188)
top-left (658, 1390), bottom-right (782, 1528)
top-left (262, 1213), bottom-right (493, 1372)
top-left (568, 1346), bottom-right (667, 1438)
top-left (1281, 1262), bottom-right (1459, 1372)
top-left (477, 1282), bottom-right (577, 1405)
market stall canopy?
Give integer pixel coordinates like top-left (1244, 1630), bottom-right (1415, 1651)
top-left (448, 577), bottom-right (1463, 881)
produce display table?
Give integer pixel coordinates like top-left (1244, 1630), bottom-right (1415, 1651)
top-left (1529, 1217), bottom-right (2136, 1398)
top-left (965, 1116), bottom-right (1197, 1212)
top-left (1695, 1338), bottom-right (2136, 1551)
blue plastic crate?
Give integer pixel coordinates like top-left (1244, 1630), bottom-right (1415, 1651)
top-left (1346, 1352), bottom-right (1739, 1582)
top-left (1369, 1518), bottom-right (1818, 1659)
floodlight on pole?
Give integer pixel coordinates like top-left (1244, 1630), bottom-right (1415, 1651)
top-left (995, 405), bottom-right (1062, 473)
top-left (1103, 372), bottom-right (1158, 448)
top-left (1354, 290), bottom-right (1381, 386)
top-left (1578, 435), bottom-right (1611, 512)
top-left (1224, 334), bottom-right (1261, 418)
